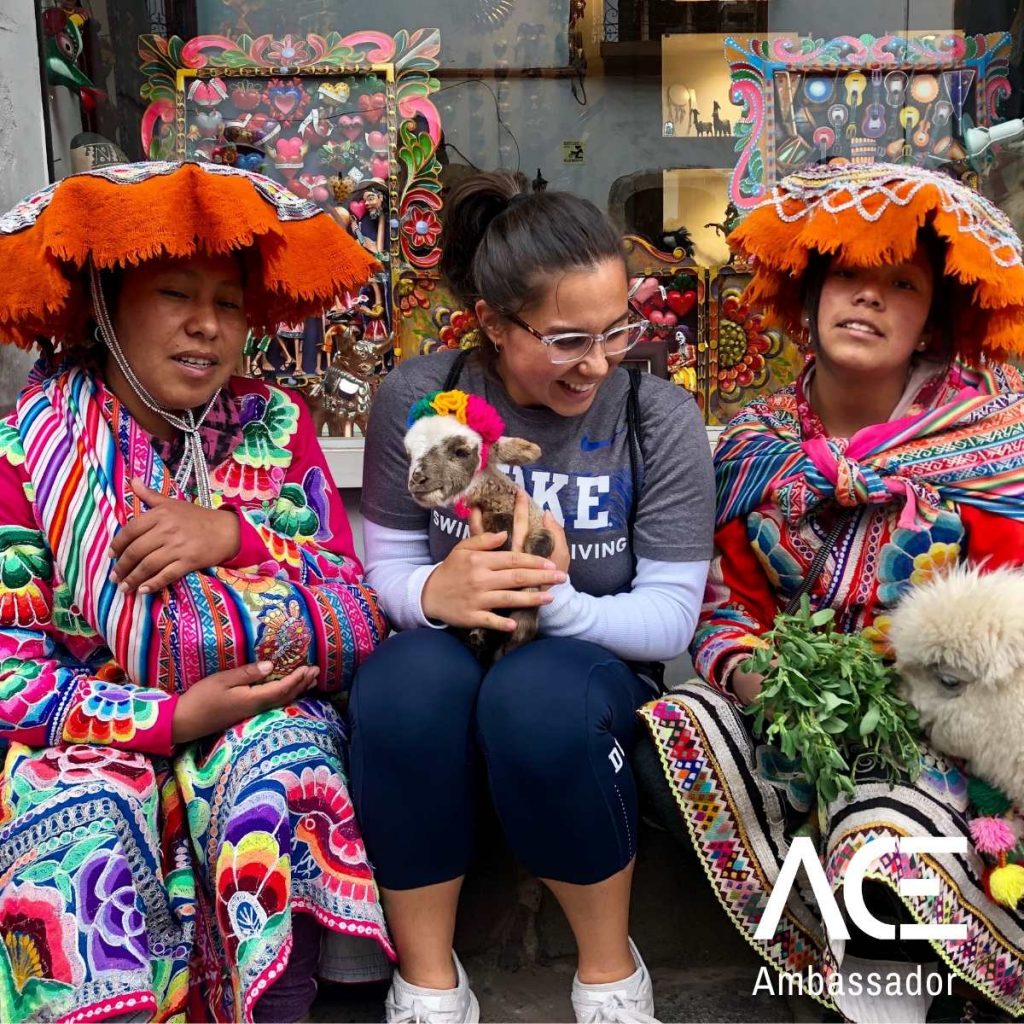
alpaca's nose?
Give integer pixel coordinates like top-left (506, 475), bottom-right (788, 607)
top-left (410, 467), bottom-right (427, 486)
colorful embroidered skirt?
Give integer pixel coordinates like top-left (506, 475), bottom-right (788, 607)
top-left (0, 698), bottom-right (393, 1023)
top-left (641, 682), bottom-right (1024, 1018)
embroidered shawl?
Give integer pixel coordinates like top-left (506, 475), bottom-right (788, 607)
top-left (714, 359), bottom-right (1024, 531)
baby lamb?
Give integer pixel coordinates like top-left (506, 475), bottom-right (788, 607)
top-left (404, 388), bottom-right (553, 664)
top-left (888, 562), bottom-right (1024, 809)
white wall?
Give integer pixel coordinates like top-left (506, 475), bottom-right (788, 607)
top-left (766, 0), bottom-right (955, 32)
top-left (0, 1), bottom-right (48, 412)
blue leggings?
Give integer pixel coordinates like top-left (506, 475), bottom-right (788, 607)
top-left (348, 629), bottom-right (652, 890)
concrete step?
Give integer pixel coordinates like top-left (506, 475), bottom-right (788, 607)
top-left (312, 815), bottom-right (817, 1022)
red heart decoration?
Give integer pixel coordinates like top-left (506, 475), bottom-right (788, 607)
top-left (193, 109), bottom-right (223, 139)
top-left (230, 84), bottom-right (263, 111)
top-left (268, 84), bottom-right (304, 118)
top-left (348, 200), bottom-right (367, 221)
top-left (366, 130), bottom-right (389, 153)
top-left (666, 289), bottom-right (696, 318)
top-left (359, 93), bottom-right (387, 125)
top-left (189, 79), bottom-right (228, 107)
top-left (648, 309), bottom-right (678, 327)
top-left (338, 114), bottom-right (364, 141)
top-left (302, 111), bottom-right (332, 145)
top-left (274, 135), bottom-right (305, 166)
top-left (294, 172), bottom-right (326, 200)
top-left (371, 155), bottom-right (389, 178)
top-left (631, 276), bottom-right (661, 306)
top-left (246, 114), bottom-right (280, 146)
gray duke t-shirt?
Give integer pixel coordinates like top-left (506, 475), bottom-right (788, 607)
top-left (361, 349), bottom-right (715, 598)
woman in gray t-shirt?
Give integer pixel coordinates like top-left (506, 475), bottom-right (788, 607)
top-left (351, 172), bottom-right (715, 1024)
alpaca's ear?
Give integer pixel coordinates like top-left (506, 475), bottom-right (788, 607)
top-left (491, 436), bottom-right (541, 466)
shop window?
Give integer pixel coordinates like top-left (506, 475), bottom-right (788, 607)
top-left (34, 0), bottom-right (1024, 440)
top-left (603, 0), bottom-right (766, 45)
top-left (41, 2), bottom-right (197, 173)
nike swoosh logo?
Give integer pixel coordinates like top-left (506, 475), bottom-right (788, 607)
top-left (581, 426), bottom-right (625, 452)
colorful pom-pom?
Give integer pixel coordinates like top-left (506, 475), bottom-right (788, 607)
top-left (406, 390), bottom-right (506, 471)
top-left (968, 777), bottom-right (1013, 817)
top-left (987, 862), bottom-right (1024, 909)
top-left (463, 394), bottom-right (505, 444)
top-left (407, 392), bottom-right (441, 427)
top-left (970, 816), bottom-right (1018, 856)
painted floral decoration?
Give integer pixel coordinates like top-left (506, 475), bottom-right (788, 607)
top-left (0, 880), bottom-right (86, 1017)
top-left (19, 745), bottom-right (155, 801)
top-left (862, 613), bottom-right (894, 657)
top-left (876, 510), bottom-right (964, 606)
top-left (717, 287), bottom-right (783, 401)
top-left (0, 657), bottom-right (58, 728)
top-left (76, 851), bottom-right (149, 973)
top-left (0, 527), bottom-right (52, 628)
top-left (264, 35), bottom-right (316, 65)
top-left (748, 512), bottom-right (804, 594)
top-left (401, 207), bottom-right (442, 250)
top-left (215, 830), bottom-right (289, 959)
top-left (421, 307), bottom-right (483, 355)
top-left (396, 273), bottom-right (435, 316)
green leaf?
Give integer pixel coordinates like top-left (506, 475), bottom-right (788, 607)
top-left (859, 705), bottom-right (881, 737)
top-left (820, 691), bottom-right (848, 713)
top-left (741, 595), bottom-right (920, 810)
top-left (20, 858), bottom-right (59, 884)
top-left (55, 870), bottom-right (73, 905)
top-left (60, 835), bottom-right (109, 875)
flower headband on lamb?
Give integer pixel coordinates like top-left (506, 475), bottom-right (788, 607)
top-left (407, 389), bottom-right (505, 470)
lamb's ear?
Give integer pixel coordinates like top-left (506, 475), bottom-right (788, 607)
top-left (491, 435), bottom-right (541, 466)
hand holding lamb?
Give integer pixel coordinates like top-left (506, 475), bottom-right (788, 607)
top-left (404, 389), bottom-right (556, 664)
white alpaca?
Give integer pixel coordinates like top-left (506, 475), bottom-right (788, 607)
top-left (888, 563), bottom-right (1024, 806)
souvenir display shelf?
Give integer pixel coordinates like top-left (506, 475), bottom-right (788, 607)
top-left (130, 26), bottom-right (1019, 463)
top-left (727, 31), bottom-right (1012, 208)
top-left (139, 28), bottom-right (445, 440)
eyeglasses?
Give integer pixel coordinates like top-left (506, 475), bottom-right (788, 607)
top-left (504, 310), bottom-right (650, 365)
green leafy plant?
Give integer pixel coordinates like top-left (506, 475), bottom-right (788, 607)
top-left (743, 596), bottom-right (922, 806)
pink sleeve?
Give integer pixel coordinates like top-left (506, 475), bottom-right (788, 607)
top-left (220, 501), bottom-right (285, 569)
top-left (0, 420), bottom-right (177, 755)
top-left (221, 389), bottom-right (364, 580)
top-left (18, 384), bottom-right (385, 704)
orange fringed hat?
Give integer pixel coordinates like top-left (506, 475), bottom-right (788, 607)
top-left (729, 162), bottom-right (1024, 360)
top-left (0, 160), bottom-right (379, 350)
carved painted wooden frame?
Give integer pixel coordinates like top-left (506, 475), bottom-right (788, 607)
top-left (623, 234), bottom-right (708, 415)
top-left (138, 29), bottom-right (444, 360)
top-left (727, 31), bottom-right (1012, 209)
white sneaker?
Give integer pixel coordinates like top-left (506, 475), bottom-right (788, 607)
top-left (384, 951), bottom-right (480, 1024)
top-left (571, 938), bottom-right (659, 1024)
